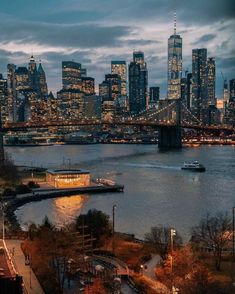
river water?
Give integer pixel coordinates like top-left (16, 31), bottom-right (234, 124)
top-left (6, 144), bottom-right (235, 241)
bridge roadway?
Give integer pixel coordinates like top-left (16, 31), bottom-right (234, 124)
top-left (1, 119), bottom-right (235, 132)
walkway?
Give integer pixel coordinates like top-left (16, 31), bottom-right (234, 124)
top-left (5, 239), bottom-right (44, 294)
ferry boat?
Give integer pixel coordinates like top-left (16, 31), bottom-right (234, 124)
top-left (181, 161), bottom-right (206, 172)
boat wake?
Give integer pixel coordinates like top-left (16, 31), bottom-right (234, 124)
top-left (107, 162), bottom-right (181, 170)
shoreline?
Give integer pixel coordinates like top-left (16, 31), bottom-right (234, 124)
top-left (4, 184), bottom-right (124, 232)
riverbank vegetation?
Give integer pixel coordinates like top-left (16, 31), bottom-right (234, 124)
top-left (7, 208), bottom-right (235, 293)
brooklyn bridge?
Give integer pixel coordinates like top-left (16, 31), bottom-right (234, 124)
top-left (0, 99), bottom-right (234, 163)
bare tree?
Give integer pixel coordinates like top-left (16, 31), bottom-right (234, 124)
top-left (191, 212), bottom-right (232, 271)
top-left (145, 226), bottom-right (182, 260)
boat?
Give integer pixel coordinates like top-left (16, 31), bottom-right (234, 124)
top-left (181, 161), bottom-right (206, 172)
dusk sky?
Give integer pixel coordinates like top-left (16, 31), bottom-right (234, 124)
top-left (0, 0), bottom-right (234, 97)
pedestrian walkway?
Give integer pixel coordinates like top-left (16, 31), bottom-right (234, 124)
top-left (5, 239), bottom-right (44, 294)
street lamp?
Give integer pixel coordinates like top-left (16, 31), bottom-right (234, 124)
top-left (170, 228), bottom-right (176, 294)
top-left (112, 205), bottom-right (117, 255)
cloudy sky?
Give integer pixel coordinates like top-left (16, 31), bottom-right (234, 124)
top-left (0, 0), bottom-right (234, 97)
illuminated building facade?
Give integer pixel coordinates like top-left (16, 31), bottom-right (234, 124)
top-left (102, 100), bottom-right (115, 121)
top-left (82, 77), bottom-right (95, 95)
top-left (191, 48), bottom-right (208, 120)
top-left (7, 64), bottom-right (17, 122)
top-left (230, 79), bottom-right (235, 102)
top-left (62, 61), bottom-right (82, 90)
top-left (111, 61), bottom-right (127, 97)
top-left (46, 169), bottom-right (91, 188)
top-left (28, 55), bottom-right (38, 91)
top-left (105, 74), bottom-right (121, 101)
top-left (38, 62), bottom-right (48, 97)
top-left (207, 57), bottom-right (216, 106)
top-left (167, 16), bottom-right (182, 100)
top-left (149, 87), bottom-right (160, 107)
top-left (129, 51), bottom-right (148, 114)
top-left (83, 95), bottom-right (101, 119)
top-left (99, 81), bottom-right (110, 100)
top-left (0, 74), bottom-right (8, 123)
top-left (57, 89), bottom-right (84, 120)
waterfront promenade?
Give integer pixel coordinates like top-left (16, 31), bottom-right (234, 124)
top-left (5, 239), bottom-right (44, 294)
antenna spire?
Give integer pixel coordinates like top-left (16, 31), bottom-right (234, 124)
top-left (174, 12), bottom-right (177, 35)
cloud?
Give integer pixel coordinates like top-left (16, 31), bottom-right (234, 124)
top-left (192, 34), bottom-right (217, 45)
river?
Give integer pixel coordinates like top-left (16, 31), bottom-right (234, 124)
top-left (6, 144), bottom-right (235, 241)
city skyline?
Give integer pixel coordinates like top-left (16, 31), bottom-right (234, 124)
top-left (0, 0), bottom-right (234, 96)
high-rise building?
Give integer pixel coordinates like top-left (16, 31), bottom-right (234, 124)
top-left (207, 57), bottom-right (216, 106)
top-left (99, 81), bottom-right (110, 100)
top-left (38, 62), bottom-right (48, 97)
top-left (149, 87), bottom-right (160, 107)
top-left (62, 61), bottom-right (81, 90)
top-left (105, 74), bottom-right (121, 101)
top-left (129, 51), bottom-right (148, 114)
top-left (7, 64), bottom-right (17, 122)
top-left (191, 48), bottom-right (207, 120)
top-left (15, 67), bottom-right (30, 91)
top-left (28, 55), bottom-right (38, 91)
top-left (167, 16), bottom-right (182, 99)
top-left (230, 79), bottom-right (235, 102)
top-left (82, 77), bottom-right (95, 96)
top-left (83, 95), bottom-right (101, 119)
top-left (0, 74), bottom-right (8, 124)
top-left (111, 61), bottom-right (127, 97)
top-left (57, 89), bottom-right (84, 120)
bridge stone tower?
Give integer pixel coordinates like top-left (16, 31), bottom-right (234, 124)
top-left (158, 99), bottom-right (182, 149)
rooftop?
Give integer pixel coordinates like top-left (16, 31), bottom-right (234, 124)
top-left (47, 169), bottom-right (90, 175)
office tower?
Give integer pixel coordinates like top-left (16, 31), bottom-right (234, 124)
top-left (207, 57), bottom-right (216, 106)
top-left (38, 62), bottom-right (48, 96)
top-left (7, 64), bottom-right (17, 122)
top-left (180, 77), bottom-right (187, 106)
top-left (15, 67), bottom-right (30, 91)
top-left (186, 73), bottom-right (193, 109)
top-left (82, 77), bottom-right (95, 95)
top-left (99, 81), bottom-right (110, 100)
top-left (57, 89), bottom-right (84, 120)
top-left (230, 79), bottom-right (235, 102)
top-left (62, 61), bottom-right (81, 90)
top-left (111, 61), bottom-right (127, 97)
top-left (28, 55), bottom-right (38, 91)
top-left (167, 15), bottom-right (182, 99)
top-left (149, 87), bottom-right (160, 107)
top-left (129, 51), bottom-right (148, 114)
top-left (105, 74), bottom-right (121, 101)
top-left (83, 95), bottom-right (101, 119)
top-left (191, 48), bottom-right (207, 120)
top-left (0, 74), bottom-right (8, 123)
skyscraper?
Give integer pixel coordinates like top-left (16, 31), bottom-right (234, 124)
top-left (105, 74), bottom-right (121, 101)
top-left (230, 79), bottom-right (235, 102)
top-left (207, 57), bottom-right (216, 106)
top-left (38, 62), bottom-right (48, 97)
top-left (149, 87), bottom-right (160, 107)
top-left (7, 64), bottom-right (17, 122)
top-left (82, 77), bottom-right (95, 95)
top-left (28, 55), bottom-right (38, 91)
top-left (62, 61), bottom-right (81, 90)
top-left (191, 48), bottom-right (207, 120)
top-left (0, 74), bottom-right (8, 123)
top-left (129, 51), bottom-right (148, 114)
top-left (111, 61), bottom-right (127, 97)
top-left (167, 15), bottom-right (182, 99)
